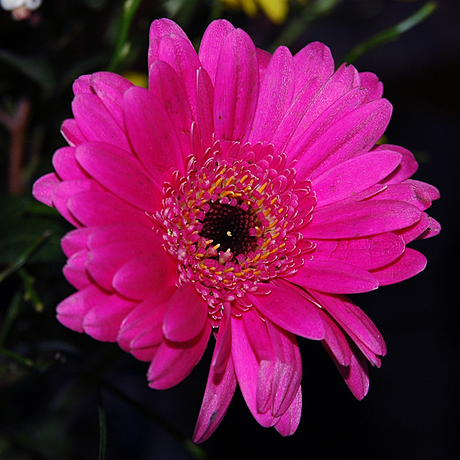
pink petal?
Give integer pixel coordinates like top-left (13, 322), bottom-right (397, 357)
top-left (68, 190), bottom-right (152, 227)
top-left (285, 63), bottom-right (359, 156)
top-left (286, 85), bottom-right (367, 160)
top-left (231, 316), bottom-right (279, 428)
top-left (83, 293), bottom-right (138, 342)
top-left (162, 282), bottom-right (209, 343)
top-left (371, 179), bottom-right (440, 211)
top-left (61, 227), bottom-right (91, 257)
top-left (288, 259), bottom-right (378, 294)
top-left (72, 74), bottom-right (92, 95)
top-left (148, 60), bottom-right (193, 158)
top-left (378, 144), bottom-right (418, 184)
top-left (248, 282), bottom-right (325, 340)
top-left (198, 19), bottom-right (235, 84)
top-left (32, 173), bottom-right (60, 206)
top-left (274, 385), bottom-right (302, 436)
top-left (128, 301), bottom-right (170, 359)
top-left (52, 147), bottom-right (86, 181)
top-left (52, 179), bottom-right (101, 227)
top-left (148, 18), bottom-right (190, 71)
top-left (242, 308), bottom-right (274, 414)
top-left (292, 41), bottom-right (334, 93)
top-left (320, 312), bottom-right (351, 367)
top-left (312, 291), bottom-right (386, 357)
top-left (371, 248), bottom-right (427, 286)
top-left (266, 319), bottom-right (302, 417)
top-left (71, 93), bottom-right (131, 151)
top-left (294, 99), bottom-right (393, 180)
top-left (113, 250), bottom-right (177, 301)
top-left (303, 200), bottom-right (422, 239)
top-left (63, 249), bottom-right (92, 289)
top-left (211, 304), bottom-right (232, 374)
top-left (157, 34), bottom-right (201, 120)
top-left (61, 119), bottom-right (86, 146)
top-left (124, 86), bottom-right (185, 182)
top-left (56, 283), bottom-right (109, 332)
top-left (76, 142), bottom-right (162, 213)
top-left (311, 232), bottom-right (405, 270)
top-left (271, 76), bottom-right (325, 154)
top-left (193, 341), bottom-right (237, 444)
top-left (359, 72), bottom-right (383, 101)
top-left (417, 216), bottom-right (441, 240)
top-left (213, 28), bottom-right (259, 143)
top-left (312, 150), bottom-right (401, 206)
top-left (89, 72), bottom-right (134, 131)
top-left (117, 287), bottom-right (176, 353)
top-left (147, 324), bottom-right (211, 390)
top-left (87, 221), bottom-right (159, 248)
top-left (87, 238), bottom-right (159, 292)
top-left (196, 67), bottom-right (215, 155)
top-left (326, 341), bottom-right (370, 400)
top-left (249, 46), bottom-right (294, 144)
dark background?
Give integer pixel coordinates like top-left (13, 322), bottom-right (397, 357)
top-left (0, 1), bottom-right (458, 459)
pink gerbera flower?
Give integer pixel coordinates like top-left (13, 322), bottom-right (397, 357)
top-left (32, 18), bottom-right (440, 442)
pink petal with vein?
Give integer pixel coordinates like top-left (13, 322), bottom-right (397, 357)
top-left (76, 142), bottom-right (161, 212)
top-left (124, 86), bottom-right (185, 181)
top-left (248, 282), bottom-right (325, 340)
top-left (72, 94), bottom-right (131, 150)
top-left (312, 150), bottom-right (401, 206)
top-left (311, 233), bottom-right (405, 270)
top-left (289, 259), bottom-right (378, 293)
top-left (214, 28), bottom-right (259, 142)
top-left (303, 200), bottom-right (421, 239)
top-left (371, 248), bottom-right (427, 286)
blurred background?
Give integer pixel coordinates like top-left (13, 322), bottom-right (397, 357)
top-left (0, 0), bottom-right (458, 459)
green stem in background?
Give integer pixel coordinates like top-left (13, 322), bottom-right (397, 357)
top-left (0, 230), bottom-right (51, 284)
top-left (101, 381), bottom-right (211, 460)
top-left (343, 1), bottom-right (438, 64)
top-left (97, 387), bottom-right (107, 460)
top-left (107, 0), bottom-right (144, 72)
top-left (267, 0), bottom-right (342, 53)
top-left (0, 292), bottom-right (22, 348)
top-left (18, 268), bottom-right (44, 313)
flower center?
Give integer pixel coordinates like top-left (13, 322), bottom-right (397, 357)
top-left (157, 142), bottom-right (317, 319)
top-left (199, 202), bottom-right (258, 258)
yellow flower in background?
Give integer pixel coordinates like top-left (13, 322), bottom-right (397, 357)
top-left (122, 71), bottom-right (148, 88)
top-left (221, 0), bottom-right (290, 24)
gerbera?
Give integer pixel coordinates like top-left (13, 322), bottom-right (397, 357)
top-left (33, 18), bottom-right (440, 442)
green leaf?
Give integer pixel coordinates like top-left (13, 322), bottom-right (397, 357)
top-left (343, 1), bottom-right (438, 64)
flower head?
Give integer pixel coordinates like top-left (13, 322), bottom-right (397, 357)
top-left (33, 18), bottom-right (440, 442)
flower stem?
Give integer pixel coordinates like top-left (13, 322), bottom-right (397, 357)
top-left (107, 0), bottom-right (144, 72)
top-left (343, 1), bottom-right (438, 64)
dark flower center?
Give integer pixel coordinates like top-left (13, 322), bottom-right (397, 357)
top-left (199, 202), bottom-right (258, 257)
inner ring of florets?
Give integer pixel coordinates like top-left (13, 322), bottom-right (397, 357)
top-left (158, 143), bottom-right (317, 313)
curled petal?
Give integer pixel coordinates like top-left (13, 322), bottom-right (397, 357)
top-left (193, 343), bottom-right (237, 443)
top-left (148, 324), bottom-right (211, 390)
top-left (371, 248), bottom-right (427, 286)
